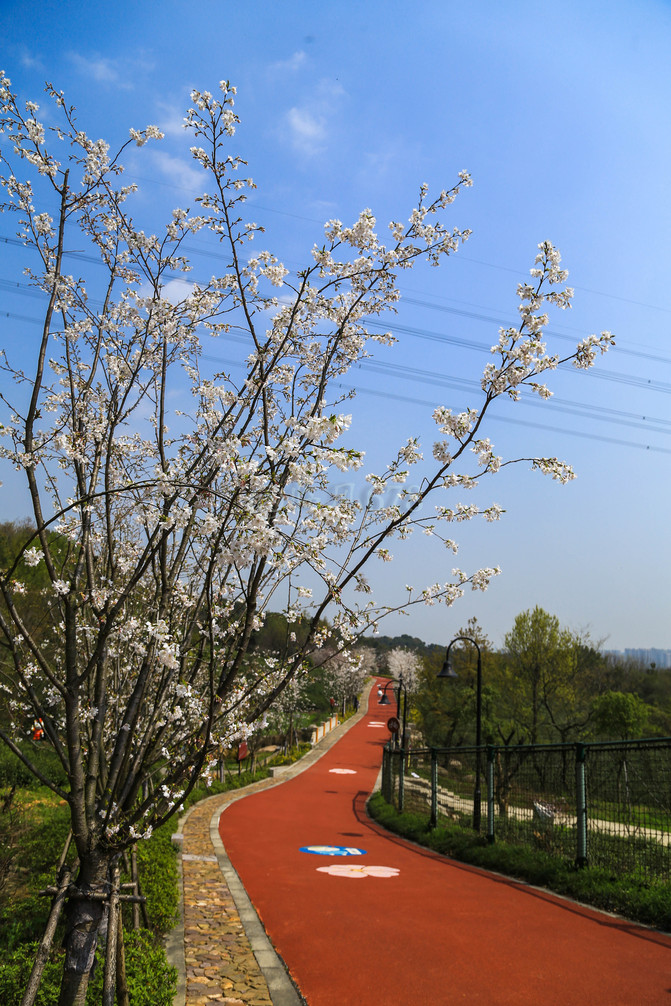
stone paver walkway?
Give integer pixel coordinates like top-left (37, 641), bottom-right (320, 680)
top-left (179, 793), bottom-right (275, 1006)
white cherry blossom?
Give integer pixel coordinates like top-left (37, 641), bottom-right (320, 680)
top-left (0, 73), bottom-right (613, 1003)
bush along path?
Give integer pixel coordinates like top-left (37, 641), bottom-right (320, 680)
top-left (0, 785), bottom-right (179, 1006)
top-left (367, 794), bottom-right (671, 933)
top-left (168, 697), bottom-right (371, 1005)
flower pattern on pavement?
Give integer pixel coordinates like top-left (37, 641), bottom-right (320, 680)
top-left (317, 864), bottom-right (400, 879)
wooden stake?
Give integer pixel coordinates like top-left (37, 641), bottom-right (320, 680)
top-left (20, 833), bottom-right (74, 1006)
top-left (116, 911), bottom-right (130, 1006)
top-left (102, 863), bottom-right (120, 1006)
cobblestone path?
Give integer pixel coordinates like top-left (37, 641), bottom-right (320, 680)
top-left (181, 790), bottom-right (276, 1006)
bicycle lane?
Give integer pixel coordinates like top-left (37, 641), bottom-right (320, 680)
top-left (218, 683), bottom-right (671, 1005)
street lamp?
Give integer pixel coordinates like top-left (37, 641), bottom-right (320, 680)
top-left (438, 636), bottom-right (483, 833)
top-left (377, 676), bottom-right (408, 750)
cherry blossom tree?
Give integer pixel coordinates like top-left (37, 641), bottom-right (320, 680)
top-left (385, 646), bottom-right (422, 692)
top-left (0, 73), bottom-right (613, 1004)
top-left (314, 644), bottom-right (377, 714)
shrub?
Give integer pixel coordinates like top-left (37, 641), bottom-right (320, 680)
top-left (0, 931), bottom-right (176, 1005)
top-left (0, 749), bottom-right (34, 789)
top-left (0, 746), bottom-right (68, 790)
top-left (0, 793), bottom-right (71, 952)
top-left (367, 792), bottom-right (671, 931)
top-left (0, 942), bottom-right (62, 1005)
top-left (122, 929), bottom-right (178, 1006)
top-left (17, 796), bottom-right (70, 875)
top-left (135, 829), bottom-right (180, 935)
top-left (268, 743), bottom-right (311, 766)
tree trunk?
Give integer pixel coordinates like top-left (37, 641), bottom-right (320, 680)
top-left (58, 851), bottom-right (110, 1006)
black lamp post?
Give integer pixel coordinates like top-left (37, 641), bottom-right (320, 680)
top-left (378, 676), bottom-right (408, 750)
top-left (438, 636), bottom-right (483, 833)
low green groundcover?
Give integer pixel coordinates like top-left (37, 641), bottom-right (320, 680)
top-left (367, 792), bottom-right (671, 932)
top-left (0, 930), bottom-right (176, 1006)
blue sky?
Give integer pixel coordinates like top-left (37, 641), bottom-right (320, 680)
top-left (1, 0), bottom-right (670, 651)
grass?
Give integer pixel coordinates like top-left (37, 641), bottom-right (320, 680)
top-left (0, 734), bottom-right (320, 1001)
top-left (367, 792), bottom-right (671, 932)
top-left (0, 787), bottom-right (72, 951)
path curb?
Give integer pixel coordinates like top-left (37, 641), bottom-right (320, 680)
top-left (168, 686), bottom-right (373, 1005)
top-left (209, 807), bottom-right (303, 1006)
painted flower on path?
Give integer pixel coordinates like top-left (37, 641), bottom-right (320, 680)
top-left (329, 768), bottom-right (357, 774)
top-left (317, 864), bottom-right (400, 879)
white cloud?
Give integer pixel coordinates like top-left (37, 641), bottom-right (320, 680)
top-left (19, 49), bottom-right (44, 71)
top-left (311, 198), bottom-right (339, 217)
top-left (68, 51), bottom-right (155, 91)
top-left (145, 150), bottom-right (204, 196)
top-left (158, 278), bottom-right (196, 305)
top-left (137, 277), bottom-right (195, 305)
top-left (284, 79), bottom-right (345, 158)
top-left (69, 53), bottom-right (130, 89)
top-left (271, 51), bottom-right (308, 73)
top-left (286, 106), bottom-right (327, 156)
top-left (155, 102), bottom-right (189, 139)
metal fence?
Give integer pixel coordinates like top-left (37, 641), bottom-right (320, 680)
top-left (380, 738), bottom-right (671, 881)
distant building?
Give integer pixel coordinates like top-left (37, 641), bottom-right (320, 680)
top-left (605, 648), bottom-right (671, 669)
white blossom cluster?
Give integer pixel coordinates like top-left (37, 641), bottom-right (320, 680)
top-left (385, 647), bottom-right (422, 692)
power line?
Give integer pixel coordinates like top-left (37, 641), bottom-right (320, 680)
top-left (116, 184), bottom-right (671, 317)
top-left (194, 349), bottom-right (671, 449)
top-left (3, 272), bottom-right (670, 396)
top-left (3, 231), bottom-right (670, 366)
top-left (4, 299), bottom-right (671, 432)
top-left (398, 297), bottom-right (671, 367)
top-left (354, 358), bottom-right (671, 436)
top-left (335, 383), bottom-right (671, 455)
top-left (362, 318), bottom-right (671, 395)
top-left (2, 307), bottom-right (667, 454)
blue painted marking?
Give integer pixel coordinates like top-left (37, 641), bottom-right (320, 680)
top-left (300, 845), bottom-right (367, 856)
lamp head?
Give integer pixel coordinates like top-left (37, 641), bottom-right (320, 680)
top-left (437, 656), bottom-right (459, 679)
top-left (378, 691), bottom-right (391, 705)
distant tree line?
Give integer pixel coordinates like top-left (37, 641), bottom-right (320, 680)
top-left (412, 609), bottom-right (671, 748)
top-left (3, 521), bottom-right (665, 763)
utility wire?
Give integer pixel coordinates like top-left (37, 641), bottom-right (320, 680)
top-left (2, 232), bottom-right (670, 366)
top-left (2, 276), bottom-right (670, 396)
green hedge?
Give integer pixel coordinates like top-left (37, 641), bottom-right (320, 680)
top-left (0, 745), bottom-right (68, 790)
top-left (135, 827), bottom-right (180, 934)
top-left (0, 931), bottom-right (176, 1006)
top-left (0, 792), bottom-right (72, 951)
top-left (367, 792), bottom-right (671, 931)
top-left (0, 738), bottom-right (315, 1001)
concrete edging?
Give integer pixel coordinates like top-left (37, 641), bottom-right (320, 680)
top-left (168, 683), bottom-right (374, 1005)
top-left (209, 804), bottom-right (304, 1006)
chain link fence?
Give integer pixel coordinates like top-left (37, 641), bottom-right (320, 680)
top-left (380, 738), bottom-right (671, 881)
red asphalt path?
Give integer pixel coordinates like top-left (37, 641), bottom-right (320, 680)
top-left (219, 682), bottom-right (671, 1005)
